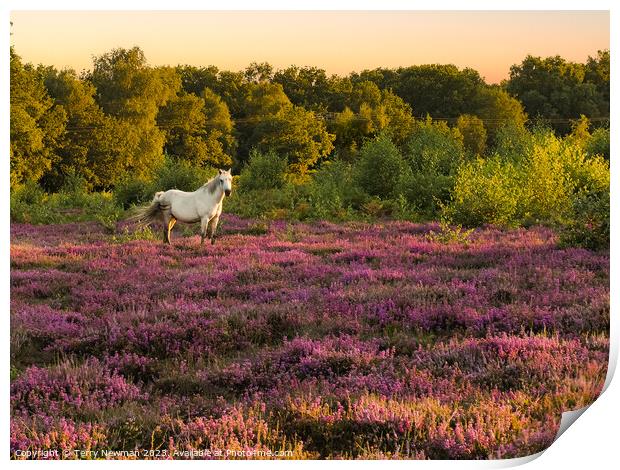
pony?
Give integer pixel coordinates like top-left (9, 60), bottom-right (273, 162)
top-left (130, 169), bottom-right (233, 245)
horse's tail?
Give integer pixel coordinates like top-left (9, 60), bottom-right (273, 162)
top-left (128, 191), bottom-right (166, 226)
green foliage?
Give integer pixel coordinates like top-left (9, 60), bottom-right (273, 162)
top-left (396, 118), bottom-right (465, 218)
top-left (224, 184), bottom-right (304, 220)
top-left (89, 47), bottom-right (180, 121)
top-left (567, 115), bottom-right (592, 147)
top-left (585, 50), bottom-right (610, 116)
top-left (39, 67), bottom-right (114, 191)
top-left (249, 105), bottom-right (335, 177)
top-left (506, 53), bottom-right (608, 132)
top-left (492, 124), bottom-right (533, 161)
top-left (446, 131), bottom-right (609, 229)
top-left (516, 135), bottom-right (574, 224)
top-left (474, 87), bottom-right (527, 145)
top-left (556, 144), bottom-right (609, 196)
top-left (456, 114), bottom-right (487, 155)
top-left (426, 220), bottom-right (475, 245)
top-left (111, 225), bottom-right (159, 243)
top-left (114, 176), bottom-right (152, 209)
top-left (330, 82), bottom-right (415, 155)
top-left (560, 189), bottom-right (609, 250)
top-left (389, 64), bottom-right (485, 117)
top-left (10, 182), bottom-right (54, 223)
top-left (445, 157), bottom-right (523, 227)
top-left (354, 135), bottom-right (410, 199)
top-left (157, 89), bottom-right (234, 169)
top-left (150, 157), bottom-right (216, 194)
top-left (244, 82), bottom-right (291, 117)
top-left (307, 159), bottom-right (365, 220)
top-left (11, 180), bottom-right (121, 226)
top-left (272, 65), bottom-right (333, 112)
top-left (10, 48), bottom-right (67, 188)
top-left (87, 47), bottom-right (180, 181)
top-left (238, 149), bottom-right (288, 191)
top-left (400, 173), bottom-right (454, 219)
top-left (404, 117), bottom-right (465, 175)
top-left (586, 127), bottom-right (610, 160)
top-left (201, 88), bottom-right (236, 156)
top-left (10, 46), bottom-right (610, 238)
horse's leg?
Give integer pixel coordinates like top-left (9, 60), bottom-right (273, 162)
top-left (208, 214), bottom-right (221, 245)
top-left (162, 212), bottom-right (171, 244)
top-left (167, 217), bottom-right (177, 245)
top-left (200, 217), bottom-right (209, 245)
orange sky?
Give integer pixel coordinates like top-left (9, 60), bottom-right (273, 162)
top-left (10, 10), bottom-right (609, 84)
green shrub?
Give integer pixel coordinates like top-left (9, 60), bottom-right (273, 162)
top-left (586, 127), bottom-right (610, 160)
top-left (561, 189), bottom-right (609, 250)
top-left (10, 183), bottom-right (61, 224)
top-left (307, 159), bottom-right (366, 220)
top-left (11, 181), bottom-right (46, 206)
top-left (493, 124), bottom-right (533, 161)
top-left (238, 149), bottom-right (288, 192)
top-left (10, 182), bottom-right (122, 226)
top-left (114, 176), bottom-right (152, 209)
top-left (225, 183), bottom-right (304, 220)
top-left (516, 135), bottom-right (574, 224)
top-left (354, 135), bottom-right (410, 199)
top-left (556, 141), bottom-right (609, 195)
top-left (399, 172), bottom-right (454, 219)
top-left (446, 132), bottom-right (610, 229)
top-left (456, 114), bottom-right (487, 156)
top-left (151, 157), bottom-right (216, 194)
top-left (404, 118), bottom-right (465, 175)
top-left (444, 157), bottom-right (523, 227)
top-left (426, 219), bottom-right (475, 245)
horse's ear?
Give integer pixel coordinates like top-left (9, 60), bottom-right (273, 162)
top-left (218, 169), bottom-right (223, 174)
top-left (227, 168), bottom-right (232, 173)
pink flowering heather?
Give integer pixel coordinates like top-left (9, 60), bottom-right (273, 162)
top-left (10, 216), bottom-right (609, 459)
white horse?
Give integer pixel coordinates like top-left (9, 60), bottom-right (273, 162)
top-left (131, 169), bottom-right (233, 245)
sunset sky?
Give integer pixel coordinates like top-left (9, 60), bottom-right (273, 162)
top-left (10, 10), bottom-right (609, 84)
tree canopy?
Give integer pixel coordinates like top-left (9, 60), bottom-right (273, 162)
top-left (505, 52), bottom-right (608, 132)
top-left (10, 46), bottom-right (610, 190)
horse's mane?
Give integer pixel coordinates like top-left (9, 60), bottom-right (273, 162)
top-left (204, 176), bottom-right (220, 195)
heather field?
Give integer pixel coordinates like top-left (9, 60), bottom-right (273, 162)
top-left (10, 216), bottom-right (609, 459)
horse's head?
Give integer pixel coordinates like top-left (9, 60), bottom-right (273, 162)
top-left (218, 169), bottom-right (233, 197)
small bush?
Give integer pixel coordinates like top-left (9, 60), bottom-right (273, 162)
top-left (404, 118), bottom-right (465, 175)
top-left (114, 176), bottom-right (152, 209)
top-left (111, 225), bottom-right (159, 243)
top-left (516, 135), bottom-right (574, 224)
top-left (446, 131), bottom-right (610, 230)
top-left (493, 124), bottom-right (533, 161)
top-left (586, 127), bottom-right (610, 160)
top-left (445, 157), bottom-right (523, 227)
top-left (11, 180), bottom-right (122, 225)
top-left (238, 149), bottom-right (288, 192)
top-left (151, 157), bottom-right (216, 194)
top-left (456, 114), bottom-right (487, 156)
top-left (307, 159), bottom-right (365, 220)
top-left (225, 183), bottom-right (303, 220)
top-left (354, 135), bottom-right (410, 199)
top-left (400, 172), bottom-right (454, 219)
top-left (426, 219), bottom-right (474, 245)
top-left (561, 189), bottom-right (609, 250)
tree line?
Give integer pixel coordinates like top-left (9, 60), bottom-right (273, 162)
top-left (10, 46), bottom-right (609, 191)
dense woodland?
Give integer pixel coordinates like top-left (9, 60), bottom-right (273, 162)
top-left (10, 46), bottom-right (610, 248)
